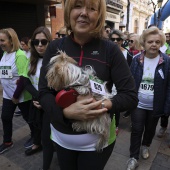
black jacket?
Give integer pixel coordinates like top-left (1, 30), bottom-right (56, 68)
top-left (38, 35), bottom-right (138, 134)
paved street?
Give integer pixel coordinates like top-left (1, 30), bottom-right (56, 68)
top-left (0, 84), bottom-right (170, 170)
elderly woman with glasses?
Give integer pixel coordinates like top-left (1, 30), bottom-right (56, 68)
top-left (128, 33), bottom-right (143, 56)
top-left (109, 29), bottom-right (133, 135)
top-left (110, 29), bottom-right (133, 66)
top-left (126, 26), bottom-right (170, 170)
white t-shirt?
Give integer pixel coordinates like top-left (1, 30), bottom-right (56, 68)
top-left (138, 55), bottom-right (160, 110)
top-left (24, 51), bottom-right (31, 59)
top-left (50, 124), bottom-right (104, 151)
top-left (122, 49), bottom-right (127, 60)
top-left (0, 51), bottom-right (30, 102)
top-left (29, 58), bottom-right (42, 90)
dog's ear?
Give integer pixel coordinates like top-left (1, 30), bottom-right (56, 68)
top-left (46, 61), bottom-right (66, 90)
top-left (49, 51), bottom-right (77, 66)
top-left (46, 51), bottom-right (79, 90)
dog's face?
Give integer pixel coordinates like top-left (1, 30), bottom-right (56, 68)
top-left (46, 52), bottom-right (82, 90)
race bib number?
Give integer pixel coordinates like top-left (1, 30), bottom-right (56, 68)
top-left (140, 83), bottom-right (154, 92)
top-left (0, 66), bottom-right (13, 78)
top-left (89, 75), bottom-right (106, 95)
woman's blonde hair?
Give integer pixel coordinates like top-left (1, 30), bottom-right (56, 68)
top-left (129, 33), bottom-right (143, 51)
top-left (140, 26), bottom-right (166, 47)
top-left (64, 0), bottom-right (106, 38)
top-left (0, 28), bottom-right (20, 52)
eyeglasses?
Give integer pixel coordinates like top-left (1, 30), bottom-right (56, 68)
top-left (111, 38), bottom-right (122, 42)
top-left (128, 40), bottom-right (134, 43)
top-left (31, 39), bottom-right (48, 46)
top-left (60, 34), bottom-right (66, 38)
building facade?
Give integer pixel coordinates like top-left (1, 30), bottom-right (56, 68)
top-left (0, 0), bottom-right (156, 39)
top-left (105, 0), bottom-right (123, 29)
top-left (121, 0), bottom-right (153, 34)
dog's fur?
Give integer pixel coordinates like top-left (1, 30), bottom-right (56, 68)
top-left (46, 51), bottom-right (113, 151)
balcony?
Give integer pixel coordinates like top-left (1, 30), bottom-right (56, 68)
top-left (106, 0), bottom-right (123, 10)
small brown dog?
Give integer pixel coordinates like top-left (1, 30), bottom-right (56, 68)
top-left (46, 51), bottom-right (113, 151)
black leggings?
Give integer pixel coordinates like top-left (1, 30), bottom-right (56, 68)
top-left (1, 98), bottom-right (33, 143)
top-left (160, 115), bottom-right (169, 128)
top-left (53, 141), bottom-right (115, 170)
top-left (41, 111), bottom-right (54, 170)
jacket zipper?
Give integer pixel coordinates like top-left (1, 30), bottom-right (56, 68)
top-left (78, 46), bottom-right (83, 66)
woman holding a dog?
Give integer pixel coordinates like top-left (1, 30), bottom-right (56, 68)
top-left (39, 0), bottom-right (138, 170)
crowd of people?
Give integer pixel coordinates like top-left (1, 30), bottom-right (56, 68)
top-left (0, 0), bottom-right (170, 170)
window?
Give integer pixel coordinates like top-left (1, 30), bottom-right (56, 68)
top-left (134, 19), bottom-right (139, 33)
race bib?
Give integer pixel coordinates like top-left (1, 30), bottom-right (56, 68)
top-left (89, 75), bottom-right (106, 95)
top-left (0, 66), bottom-right (13, 78)
top-left (140, 82), bottom-right (154, 93)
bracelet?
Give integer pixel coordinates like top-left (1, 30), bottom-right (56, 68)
top-left (101, 102), bottom-right (105, 108)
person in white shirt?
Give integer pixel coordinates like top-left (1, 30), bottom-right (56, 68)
top-left (20, 37), bottom-right (31, 59)
top-left (126, 26), bottom-right (170, 170)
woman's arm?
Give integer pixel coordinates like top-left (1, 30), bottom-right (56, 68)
top-left (12, 76), bottom-right (39, 103)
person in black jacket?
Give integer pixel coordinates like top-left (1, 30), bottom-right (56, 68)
top-left (13, 27), bottom-right (54, 170)
top-left (126, 26), bottom-right (170, 170)
top-left (109, 29), bottom-right (133, 135)
top-left (110, 29), bottom-right (133, 66)
top-left (24, 26), bottom-right (54, 170)
top-left (38, 0), bottom-right (138, 170)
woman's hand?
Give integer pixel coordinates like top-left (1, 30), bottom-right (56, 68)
top-left (77, 94), bottom-right (112, 110)
top-left (33, 101), bottom-right (42, 109)
top-left (12, 97), bottom-right (19, 104)
top-left (63, 97), bottom-right (108, 121)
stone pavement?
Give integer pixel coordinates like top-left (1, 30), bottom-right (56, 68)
top-left (0, 84), bottom-right (170, 170)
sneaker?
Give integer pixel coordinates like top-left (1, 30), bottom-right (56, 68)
top-left (25, 145), bottom-right (42, 156)
top-left (0, 142), bottom-right (13, 154)
top-left (24, 138), bottom-right (34, 149)
top-left (14, 111), bottom-right (22, 116)
top-left (141, 145), bottom-right (150, 159)
top-left (157, 127), bottom-right (167, 138)
top-left (126, 157), bottom-right (139, 170)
